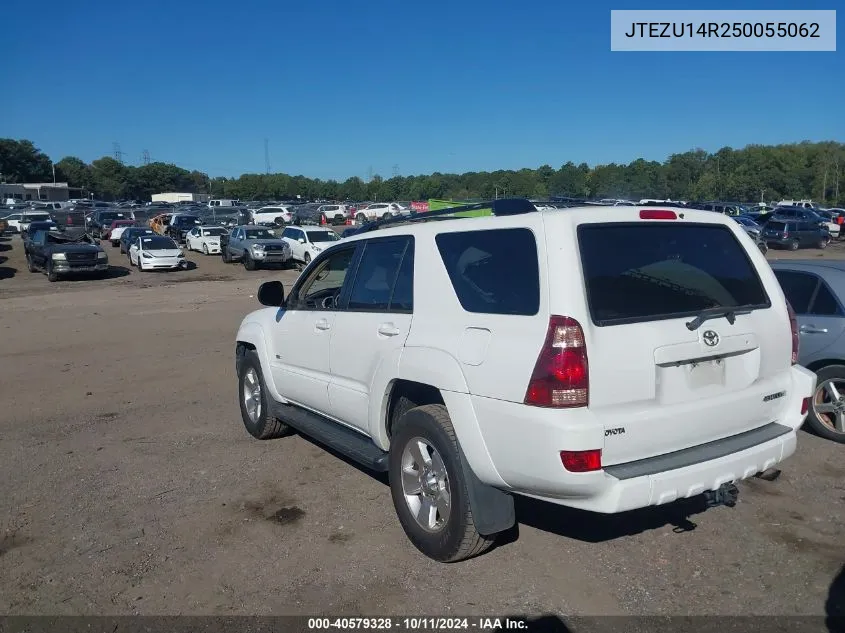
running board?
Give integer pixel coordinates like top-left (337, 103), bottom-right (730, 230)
top-left (271, 401), bottom-right (389, 472)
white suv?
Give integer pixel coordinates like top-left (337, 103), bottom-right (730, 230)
top-left (356, 202), bottom-right (408, 223)
top-left (234, 201), bottom-right (816, 562)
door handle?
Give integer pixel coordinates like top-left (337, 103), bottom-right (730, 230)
top-left (800, 325), bottom-right (828, 334)
top-left (378, 323), bottom-right (400, 337)
top-left (315, 318), bottom-right (331, 331)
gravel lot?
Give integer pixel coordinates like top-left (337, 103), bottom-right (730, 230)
top-left (0, 232), bottom-right (843, 618)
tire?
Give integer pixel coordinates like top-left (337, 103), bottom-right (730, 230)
top-left (789, 239), bottom-right (800, 251)
top-left (111, 240), bottom-right (119, 247)
top-left (138, 257), bottom-right (147, 272)
top-left (334, 215), bottom-right (344, 225)
top-left (202, 243), bottom-right (209, 255)
top-left (303, 252), bottom-right (311, 266)
top-left (805, 365), bottom-right (845, 444)
top-left (47, 262), bottom-right (58, 282)
top-left (382, 212), bottom-right (391, 220)
top-left (222, 248), bottom-right (231, 263)
top-left (238, 350), bottom-right (290, 440)
top-left (818, 238), bottom-right (829, 249)
top-left (356, 213), bottom-right (367, 224)
top-left (757, 241), bottom-right (768, 255)
top-left (26, 254), bottom-right (37, 273)
top-left (244, 253), bottom-right (257, 270)
top-left (388, 404), bottom-right (495, 562)
top-left (120, 244), bottom-right (125, 254)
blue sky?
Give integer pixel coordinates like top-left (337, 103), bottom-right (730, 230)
top-left (2, 0), bottom-right (842, 180)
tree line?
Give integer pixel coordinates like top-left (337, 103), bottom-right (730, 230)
top-left (2, 138), bottom-right (843, 206)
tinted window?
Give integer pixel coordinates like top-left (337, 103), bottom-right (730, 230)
top-left (348, 239), bottom-right (407, 311)
top-left (773, 270), bottom-right (816, 313)
top-left (579, 224), bottom-right (770, 326)
top-left (436, 228), bottom-right (540, 316)
top-left (810, 282), bottom-right (843, 317)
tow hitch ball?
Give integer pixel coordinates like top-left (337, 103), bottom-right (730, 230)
top-left (703, 482), bottom-right (739, 508)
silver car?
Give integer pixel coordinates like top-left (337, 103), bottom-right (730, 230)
top-left (771, 260), bottom-right (845, 443)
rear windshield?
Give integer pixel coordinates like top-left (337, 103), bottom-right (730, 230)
top-left (578, 223), bottom-right (770, 326)
top-left (766, 221), bottom-right (787, 231)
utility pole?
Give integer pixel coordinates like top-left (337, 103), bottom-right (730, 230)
top-left (52, 164), bottom-right (56, 185)
top-left (141, 150), bottom-right (151, 165)
top-left (112, 142), bottom-right (124, 164)
top-left (392, 164), bottom-right (399, 178)
top-left (264, 138), bottom-right (271, 175)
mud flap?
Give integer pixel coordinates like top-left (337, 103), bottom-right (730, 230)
top-left (457, 443), bottom-right (515, 536)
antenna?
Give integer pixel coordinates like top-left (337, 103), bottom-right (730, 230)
top-left (264, 138), bottom-right (271, 174)
top-left (112, 142), bottom-right (124, 164)
top-left (141, 150), bottom-right (151, 165)
top-left (392, 164), bottom-right (399, 178)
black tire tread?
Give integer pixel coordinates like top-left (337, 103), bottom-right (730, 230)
top-left (394, 403), bottom-right (494, 562)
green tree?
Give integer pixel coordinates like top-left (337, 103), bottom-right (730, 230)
top-left (0, 139), bottom-right (53, 183)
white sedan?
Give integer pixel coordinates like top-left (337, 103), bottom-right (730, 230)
top-left (185, 225), bottom-right (228, 254)
top-left (129, 235), bottom-right (188, 271)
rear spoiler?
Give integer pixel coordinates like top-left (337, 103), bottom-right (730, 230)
top-left (346, 198), bottom-right (537, 236)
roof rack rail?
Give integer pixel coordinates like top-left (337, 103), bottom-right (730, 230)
top-left (345, 197), bottom-right (537, 236)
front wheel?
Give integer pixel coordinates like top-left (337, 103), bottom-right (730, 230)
top-left (356, 213), bottom-right (367, 224)
top-left (47, 262), bottom-right (58, 282)
top-left (382, 212), bottom-right (391, 220)
top-left (388, 404), bottom-right (495, 562)
top-left (202, 243), bottom-right (209, 255)
top-left (806, 365), bottom-right (845, 444)
top-left (26, 254), bottom-right (37, 273)
top-left (222, 248), bottom-right (231, 263)
top-left (303, 252), bottom-right (311, 266)
top-left (244, 254), bottom-right (257, 270)
top-left (818, 238), bottom-right (829, 249)
top-left (757, 241), bottom-right (768, 255)
top-left (238, 350), bottom-right (290, 440)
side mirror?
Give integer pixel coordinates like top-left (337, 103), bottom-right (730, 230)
top-left (298, 238), bottom-right (305, 244)
top-left (257, 280), bottom-right (285, 307)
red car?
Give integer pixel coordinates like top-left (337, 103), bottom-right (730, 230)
top-left (102, 219), bottom-right (135, 240)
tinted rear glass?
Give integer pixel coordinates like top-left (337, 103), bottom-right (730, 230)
top-left (766, 221), bottom-right (787, 231)
top-left (435, 228), bottom-right (539, 315)
top-left (578, 223), bottom-right (770, 326)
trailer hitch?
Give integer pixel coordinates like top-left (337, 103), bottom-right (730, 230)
top-left (703, 482), bottom-right (739, 508)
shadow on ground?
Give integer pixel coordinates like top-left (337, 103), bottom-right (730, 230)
top-left (828, 565), bottom-right (845, 632)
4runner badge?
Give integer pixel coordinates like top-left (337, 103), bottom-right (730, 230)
top-left (702, 330), bottom-right (720, 347)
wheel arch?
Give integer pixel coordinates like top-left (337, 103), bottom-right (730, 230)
top-left (235, 320), bottom-right (288, 403)
top-left (805, 359), bottom-right (845, 373)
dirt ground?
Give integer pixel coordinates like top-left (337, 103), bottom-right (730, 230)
top-left (0, 232), bottom-right (843, 617)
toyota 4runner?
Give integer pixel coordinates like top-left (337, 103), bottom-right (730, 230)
top-left (234, 199), bottom-right (816, 562)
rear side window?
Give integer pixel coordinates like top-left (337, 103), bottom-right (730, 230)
top-left (578, 223), bottom-right (770, 326)
top-left (767, 221), bottom-right (786, 231)
top-left (348, 238), bottom-right (412, 312)
top-left (436, 228), bottom-right (539, 315)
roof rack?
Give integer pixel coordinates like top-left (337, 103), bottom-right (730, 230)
top-left (344, 198), bottom-right (537, 236)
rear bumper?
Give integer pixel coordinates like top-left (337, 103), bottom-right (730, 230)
top-left (470, 365), bottom-right (816, 514)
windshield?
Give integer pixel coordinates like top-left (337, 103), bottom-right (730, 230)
top-left (202, 228), bottom-right (226, 237)
top-left (244, 229), bottom-right (275, 240)
top-left (174, 216), bottom-right (200, 226)
top-left (307, 230), bottom-right (340, 243)
top-left (125, 229), bottom-right (153, 239)
top-left (140, 236), bottom-right (178, 250)
top-left (100, 212), bottom-right (128, 222)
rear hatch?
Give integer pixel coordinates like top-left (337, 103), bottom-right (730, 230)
top-left (762, 220), bottom-right (789, 240)
top-left (574, 216), bottom-right (792, 466)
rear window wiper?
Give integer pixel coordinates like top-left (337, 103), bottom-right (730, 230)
top-left (685, 307), bottom-right (753, 331)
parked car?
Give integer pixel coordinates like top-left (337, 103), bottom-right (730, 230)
top-left (5, 211), bottom-right (52, 234)
top-left (762, 219), bottom-right (830, 250)
top-left (128, 234), bottom-right (187, 271)
top-left (149, 213), bottom-right (173, 235)
top-left (280, 225), bottom-right (341, 267)
top-left (233, 201), bottom-right (815, 562)
top-left (104, 219), bottom-right (136, 243)
top-left (316, 204), bottom-right (351, 225)
top-left (220, 225), bottom-right (292, 270)
top-left (291, 203), bottom-right (326, 226)
top-left (252, 206), bottom-right (294, 226)
top-left (771, 260), bottom-right (845, 444)
top-left (119, 227), bottom-right (155, 254)
top-left (50, 208), bottom-right (86, 230)
top-left (185, 225), bottom-right (228, 255)
top-left (355, 202), bottom-right (409, 223)
top-left (25, 228), bottom-right (109, 282)
top-left (165, 214), bottom-right (202, 243)
top-left (88, 210), bottom-right (135, 238)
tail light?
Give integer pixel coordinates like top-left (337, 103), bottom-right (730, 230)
top-left (786, 301), bottom-right (799, 364)
top-left (524, 316), bottom-right (588, 408)
top-left (560, 450), bottom-right (602, 473)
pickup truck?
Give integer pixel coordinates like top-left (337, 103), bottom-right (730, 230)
top-left (25, 228), bottom-right (109, 282)
top-left (220, 225), bottom-right (292, 270)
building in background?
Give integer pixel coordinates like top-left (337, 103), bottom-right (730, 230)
top-left (0, 182), bottom-right (80, 202)
top-left (151, 192), bottom-right (210, 204)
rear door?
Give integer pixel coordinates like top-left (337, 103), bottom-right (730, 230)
top-left (773, 268), bottom-right (845, 361)
top-left (327, 236), bottom-right (414, 433)
top-left (573, 219), bottom-right (790, 466)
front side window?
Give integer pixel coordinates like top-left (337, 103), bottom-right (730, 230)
top-left (292, 248), bottom-right (355, 310)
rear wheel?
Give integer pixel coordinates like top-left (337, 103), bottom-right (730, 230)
top-left (758, 241), bottom-right (768, 255)
top-left (238, 350), bottom-right (290, 440)
top-left (382, 212), bottom-right (391, 220)
top-left (807, 365), bottom-right (845, 444)
top-left (389, 404), bottom-right (495, 562)
top-left (356, 213), bottom-right (367, 224)
top-left (789, 239), bottom-right (800, 251)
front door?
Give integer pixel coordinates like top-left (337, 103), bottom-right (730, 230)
top-left (269, 245), bottom-right (358, 415)
top-left (328, 236), bottom-right (414, 433)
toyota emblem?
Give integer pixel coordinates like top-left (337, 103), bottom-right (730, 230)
top-left (702, 330), bottom-right (720, 347)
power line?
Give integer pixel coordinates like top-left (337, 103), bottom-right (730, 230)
top-left (141, 150), bottom-right (151, 165)
top-left (264, 138), bottom-right (271, 175)
top-left (112, 142), bottom-right (124, 164)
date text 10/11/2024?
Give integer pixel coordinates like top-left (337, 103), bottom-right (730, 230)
top-left (307, 618), bottom-right (529, 631)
